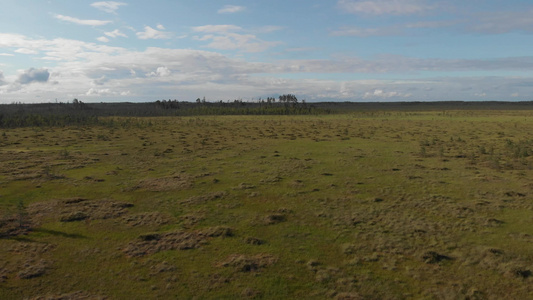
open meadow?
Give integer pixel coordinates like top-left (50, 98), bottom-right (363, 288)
top-left (2, 110), bottom-right (533, 299)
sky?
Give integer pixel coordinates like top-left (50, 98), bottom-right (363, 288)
top-left (1, 0), bottom-right (533, 103)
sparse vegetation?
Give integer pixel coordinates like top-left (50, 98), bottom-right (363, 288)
top-left (2, 107), bottom-right (533, 299)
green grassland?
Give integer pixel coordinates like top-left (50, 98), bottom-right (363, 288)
top-left (2, 110), bottom-right (533, 299)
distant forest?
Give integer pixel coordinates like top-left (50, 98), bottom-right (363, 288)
top-left (1, 95), bottom-right (533, 128)
top-left (0, 95), bottom-right (326, 128)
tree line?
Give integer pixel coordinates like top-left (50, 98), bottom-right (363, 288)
top-left (0, 95), bottom-right (330, 128)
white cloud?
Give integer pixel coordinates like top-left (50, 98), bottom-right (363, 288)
top-left (192, 25), bottom-right (242, 33)
top-left (0, 53), bottom-right (14, 56)
top-left (136, 26), bottom-right (172, 40)
top-left (147, 67), bottom-right (172, 77)
top-left (192, 25), bottom-right (281, 53)
top-left (0, 33), bottom-right (125, 63)
top-left (156, 24), bottom-right (165, 30)
top-left (97, 36), bottom-right (110, 43)
top-left (337, 0), bottom-right (432, 15)
top-left (195, 33), bottom-right (281, 53)
top-left (331, 26), bottom-right (401, 37)
top-left (90, 1), bottom-right (127, 14)
top-left (218, 5), bottom-right (246, 14)
top-left (86, 88), bottom-right (113, 96)
top-left (363, 89), bottom-right (411, 99)
top-left (54, 14), bottom-right (112, 26)
top-left (15, 48), bottom-right (39, 54)
top-left (16, 68), bottom-right (50, 85)
top-left (105, 29), bottom-right (128, 38)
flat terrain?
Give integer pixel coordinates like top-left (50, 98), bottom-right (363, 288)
top-left (2, 111), bottom-right (533, 299)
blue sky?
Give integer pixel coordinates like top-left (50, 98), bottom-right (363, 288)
top-left (1, 0), bottom-right (533, 103)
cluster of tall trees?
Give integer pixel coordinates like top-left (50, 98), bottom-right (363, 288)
top-left (155, 99), bottom-right (180, 109)
top-left (278, 94), bottom-right (299, 104)
top-left (256, 94), bottom-right (299, 104)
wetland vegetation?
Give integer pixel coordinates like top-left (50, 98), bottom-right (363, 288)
top-left (1, 102), bottom-right (533, 299)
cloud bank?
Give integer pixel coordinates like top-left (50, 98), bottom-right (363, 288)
top-left (2, 32), bottom-right (533, 103)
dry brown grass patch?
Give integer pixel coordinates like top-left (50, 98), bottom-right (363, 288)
top-left (123, 226), bottom-right (234, 257)
top-left (28, 198), bottom-right (133, 224)
top-left (182, 191), bottom-right (227, 205)
top-left (217, 253), bottom-right (277, 272)
top-left (131, 175), bottom-right (194, 192)
top-left (122, 212), bottom-right (174, 227)
top-left (29, 291), bottom-right (108, 300)
top-left (17, 259), bottom-right (50, 279)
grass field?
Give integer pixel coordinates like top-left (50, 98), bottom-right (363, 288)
top-left (2, 110), bottom-right (533, 299)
